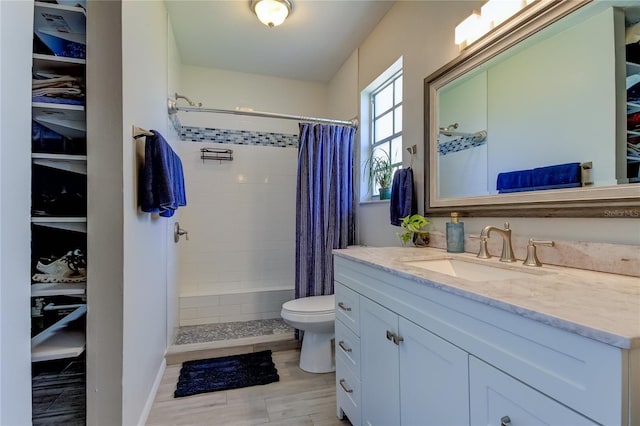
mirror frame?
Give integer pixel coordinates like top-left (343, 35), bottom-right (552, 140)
top-left (424, 0), bottom-right (640, 218)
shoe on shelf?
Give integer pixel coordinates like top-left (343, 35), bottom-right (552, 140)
top-left (33, 249), bottom-right (86, 283)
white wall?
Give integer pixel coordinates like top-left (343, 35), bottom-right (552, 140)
top-left (121, 1), bottom-right (176, 424)
top-left (86, 2), bottom-right (124, 423)
top-left (166, 11), bottom-right (182, 348)
top-left (488, 7), bottom-right (617, 188)
top-left (178, 65), bottom-right (328, 135)
top-left (0, 1), bottom-right (34, 423)
top-left (175, 66), bottom-right (327, 309)
top-left (357, 1), bottom-right (481, 247)
top-left (439, 71), bottom-right (488, 198)
top-left (355, 1), bottom-right (639, 247)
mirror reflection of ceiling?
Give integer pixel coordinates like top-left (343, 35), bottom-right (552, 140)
top-left (165, 0), bottom-right (394, 83)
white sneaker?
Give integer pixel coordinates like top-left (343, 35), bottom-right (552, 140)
top-left (34, 249), bottom-right (86, 283)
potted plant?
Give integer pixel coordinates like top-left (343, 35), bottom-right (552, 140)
top-left (367, 150), bottom-right (393, 200)
top-left (398, 214), bottom-right (430, 247)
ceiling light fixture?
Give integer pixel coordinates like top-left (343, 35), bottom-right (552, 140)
top-left (251, 0), bottom-right (292, 28)
top-left (455, 0), bottom-right (537, 50)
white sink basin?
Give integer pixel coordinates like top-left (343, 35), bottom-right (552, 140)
top-left (402, 257), bottom-right (540, 282)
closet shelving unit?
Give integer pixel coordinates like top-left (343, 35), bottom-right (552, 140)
top-left (30, 0), bottom-right (87, 366)
top-left (627, 60), bottom-right (640, 183)
top-left (626, 7), bottom-right (640, 183)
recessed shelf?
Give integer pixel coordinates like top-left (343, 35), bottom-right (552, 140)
top-left (34, 1), bottom-right (86, 14)
top-left (31, 304), bottom-right (86, 362)
top-left (33, 53), bottom-right (86, 65)
top-left (32, 153), bottom-right (87, 175)
top-left (31, 217), bottom-right (87, 233)
top-left (31, 282), bottom-right (86, 297)
top-left (32, 102), bottom-right (84, 112)
top-left (32, 105), bottom-right (86, 139)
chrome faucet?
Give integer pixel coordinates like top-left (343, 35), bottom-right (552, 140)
top-left (478, 222), bottom-right (516, 262)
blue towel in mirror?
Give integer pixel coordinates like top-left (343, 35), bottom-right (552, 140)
top-left (140, 130), bottom-right (187, 217)
top-left (497, 162), bottom-right (581, 193)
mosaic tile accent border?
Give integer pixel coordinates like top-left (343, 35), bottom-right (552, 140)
top-left (438, 135), bottom-right (486, 156)
top-left (180, 125), bottom-right (299, 148)
top-left (169, 111), bottom-right (181, 135)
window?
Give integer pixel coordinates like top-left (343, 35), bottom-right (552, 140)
top-left (369, 70), bottom-right (402, 197)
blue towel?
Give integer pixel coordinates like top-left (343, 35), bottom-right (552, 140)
top-left (532, 162), bottom-right (580, 188)
top-left (497, 162), bottom-right (581, 193)
top-left (140, 130), bottom-right (186, 217)
top-left (390, 168), bottom-right (416, 226)
top-left (496, 169), bottom-right (533, 193)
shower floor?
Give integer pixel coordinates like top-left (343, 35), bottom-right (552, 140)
top-left (174, 318), bottom-right (293, 346)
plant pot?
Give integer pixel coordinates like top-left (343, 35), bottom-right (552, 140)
top-left (412, 231), bottom-right (430, 247)
top-left (379, 187), bottom-right (391, 200)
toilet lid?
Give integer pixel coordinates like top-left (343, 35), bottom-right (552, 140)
top-left (282, 294), bottom-right (335, 314)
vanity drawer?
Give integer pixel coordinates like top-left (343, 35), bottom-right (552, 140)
top-left (336, 318), bottom-right (360, 374)
top-left (336, 356), bottom-right (362, 426)
top-left (335, 282), bottom-right (360, 335)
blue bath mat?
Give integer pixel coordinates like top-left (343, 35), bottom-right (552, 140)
top-left (174, 350), bottom-right (279, 398)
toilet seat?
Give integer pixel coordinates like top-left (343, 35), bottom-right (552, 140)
top-left (282, 294), bottom-right (334, 315)
top-left (281, 295), bottom-right (335, 324)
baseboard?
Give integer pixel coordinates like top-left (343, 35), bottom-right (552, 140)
top-left (137, 357), bottom-right (166, 426)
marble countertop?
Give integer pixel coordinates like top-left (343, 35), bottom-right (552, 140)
top-left (333, 246), bottom-right (640, 349)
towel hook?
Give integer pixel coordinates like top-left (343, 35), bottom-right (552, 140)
top-left (406, 145), bottom-right (417, 168)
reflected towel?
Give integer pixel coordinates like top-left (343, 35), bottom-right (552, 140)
top-left (140, 130), bottom-right (186, 217)
top-left (496, 169), bottom-right (533, 193)
top-left (390, 168), bottom-right (416, 226)
top-left (532, 162), bottom-right (581, 188)
top-left (497, 162), bottom-right (581, 193)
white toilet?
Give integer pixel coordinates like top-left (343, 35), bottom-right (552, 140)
top-left (281, 294), bottom-right (335, 373)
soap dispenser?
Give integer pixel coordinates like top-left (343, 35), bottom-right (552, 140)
top-left (446, 212), bottom-right (465, 253)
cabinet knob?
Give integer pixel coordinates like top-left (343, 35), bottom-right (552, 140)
top-left (337, 302), bottom-right (351, 312)
top-left (339, 379), bottom-right (353, 393)
top-left (338, 340), bottom-right (352, 353)
top-left (500, 415), bottom-right (511, 426)
top-left (386, 330), bottom-right (394, 341)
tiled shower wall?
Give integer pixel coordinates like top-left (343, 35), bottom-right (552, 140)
top-left (174, 129), bottom-right (299, 325)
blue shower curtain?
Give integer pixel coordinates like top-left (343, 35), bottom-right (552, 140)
top-left (295, 123), bottom-right (355, 299)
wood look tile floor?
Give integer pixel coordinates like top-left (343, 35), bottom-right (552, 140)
top-left (146, 349), bottom-right (352, 426)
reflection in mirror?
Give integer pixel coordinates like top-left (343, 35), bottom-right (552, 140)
top-left (425, 0), bottom-right (640, 217)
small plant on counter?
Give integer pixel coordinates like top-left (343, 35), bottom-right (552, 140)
top-left (398, 214), bottom-right (430, 247)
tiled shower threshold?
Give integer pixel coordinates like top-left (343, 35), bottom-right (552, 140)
top-left (166, 318), bottom-right (299, 364)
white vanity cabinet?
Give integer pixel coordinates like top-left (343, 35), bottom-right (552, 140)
top-left (335, 283), bottom-right (362, 426)
top-left (358, 297), bottom-right (469, 426)
top-left (334, 254), bottom-right (637, 426)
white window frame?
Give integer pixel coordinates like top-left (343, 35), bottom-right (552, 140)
top-left (360, 57), bottom-right (403, 202)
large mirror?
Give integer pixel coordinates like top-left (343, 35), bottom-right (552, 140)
top-left (425, 0), bottom-right (640, 217)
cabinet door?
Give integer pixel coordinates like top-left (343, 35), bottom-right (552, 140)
top-left (469, 356), bottom-right (597, 426)
top-left (360, 297), bottom-right (400, 426)
top-left (399, 318), bottom-right (469, 426)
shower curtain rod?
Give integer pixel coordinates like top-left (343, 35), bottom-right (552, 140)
top-left (167, 97), bottom-right (358, 128)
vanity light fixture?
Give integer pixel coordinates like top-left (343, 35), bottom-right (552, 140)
top-left (251, 0), bottom-right (292, 28)
top-left (455, 0), bottom-right (537, 50)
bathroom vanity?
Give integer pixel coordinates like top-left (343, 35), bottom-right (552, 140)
top-left (334, 246), bottom-right (639, 426)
